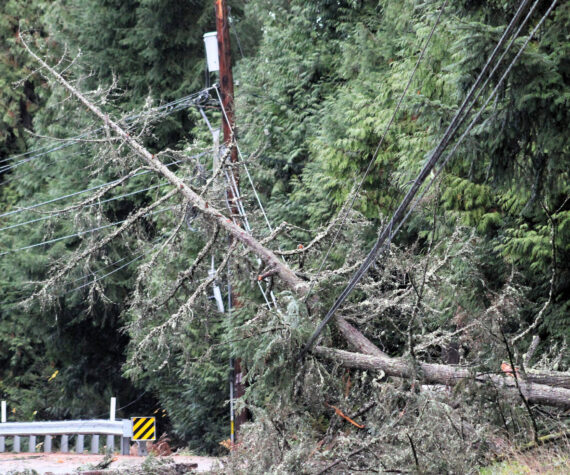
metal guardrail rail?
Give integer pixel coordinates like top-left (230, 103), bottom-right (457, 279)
top-left (0, 399), bottom-right (134, 455)
top-left (0, 420), bottom-right (133, 455)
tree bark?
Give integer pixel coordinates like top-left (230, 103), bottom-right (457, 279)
top-left (334, 316), bottom-right (388, 358)
top-left (313, 346), bottom-right (570, 408)
top-left (525, 370), bottom-right (570, 390)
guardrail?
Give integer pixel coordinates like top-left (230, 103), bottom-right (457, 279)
top-left (0, 399), bottom-right (134, 455)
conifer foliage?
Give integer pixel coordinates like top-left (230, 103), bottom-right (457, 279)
top-left (0, 0), bottom-right (568, 470)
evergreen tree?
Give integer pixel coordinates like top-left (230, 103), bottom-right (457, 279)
top-left (1, 0), bottom-right (568, 467)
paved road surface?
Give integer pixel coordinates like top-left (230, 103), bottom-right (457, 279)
top-left (0, 453), bottom-right (218, 474)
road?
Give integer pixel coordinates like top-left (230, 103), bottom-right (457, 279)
top-left (0, 452), bottom-right (218, 474)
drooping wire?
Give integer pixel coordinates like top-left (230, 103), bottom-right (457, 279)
top-left (0, 131), bottom-right (99, 170)
top-left (305, 0), bottom-right (448, 300)
top-left (0, 151), bottom-right (209, 220)
top-left (0, 91), bottom-right (202, 165)
top-left (0, 205), bottom-right (175, 257)
top-left (299, 0), bottom-right (555, 358)
top-left (394, 0), bottom-right (556, 247)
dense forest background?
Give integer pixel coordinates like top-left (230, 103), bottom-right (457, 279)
top-left (0, 0), bottom-right (568, 472)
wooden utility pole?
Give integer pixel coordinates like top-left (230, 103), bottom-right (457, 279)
top-left (215, 0), bottom-right (247, 443)
top-left (215, 0), bottom-right (238, 172)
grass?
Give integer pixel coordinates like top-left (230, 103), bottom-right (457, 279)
top-left (480, 445), bottom-right (570, 474)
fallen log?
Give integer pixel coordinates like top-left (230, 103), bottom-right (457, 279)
top-left (334, 316), bottom-right (388, 358)
top-left (313, 346), bottom-right (570, 409)
top-left (525, 370), bottom-right (570, 390)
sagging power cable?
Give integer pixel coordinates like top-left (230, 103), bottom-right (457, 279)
top-left (0, 88), bottom-right (215, 173)
top-left (299, 0), bottom-right (553, 358)
top-left (0, 151), bottom-right (208, 221)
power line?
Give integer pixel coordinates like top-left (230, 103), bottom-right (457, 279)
top-left (68, 243), bottom-right (156, 285)
top-left (0, 151), bottom-right (209, 220)
top-left (299, 0), bottom-right (549, 358)
top-left (0, 87), bottom-right (214, 166)
top-left (0, 183), bottom-right (168, 233)
top-left (0, 235), bottom-right (168, 318)
top-left (0, 130), bottom-right (99, 169)
top-left (0, 101), bottom-right (177, 176)
top-left (0, 88), bottom-right (215, 174)
top-left (0, 87), bottom-right (221, 308)
top-left (0, 205), bottom-right (175, 257)
top-left (63, 237), bottom-right (167, 295)
top-left (0, 150), bottom-right (89, 187)
top-left (397, 0), bottom-right (555, 240)
top-left (306, 0), bottom-right (449, 299)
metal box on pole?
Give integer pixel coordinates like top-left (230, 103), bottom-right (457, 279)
top-left (203, 32), bottom-right (219, 72)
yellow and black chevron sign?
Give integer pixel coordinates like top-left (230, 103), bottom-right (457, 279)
top-left (131, 417), bottom-right (156, 441)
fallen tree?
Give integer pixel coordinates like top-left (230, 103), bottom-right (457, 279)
top-left (313, 346), bottom-right (570, 409)
top-left (22, 34), bottom-right (570, 409)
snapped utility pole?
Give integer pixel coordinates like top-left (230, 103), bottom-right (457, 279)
top-left (214, 0), bottom-right (247, 443)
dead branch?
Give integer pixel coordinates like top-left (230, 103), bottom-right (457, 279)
top-left (524, 335), bottom-right (540, 367)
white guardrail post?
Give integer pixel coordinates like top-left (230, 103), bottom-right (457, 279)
top-left (121, 419), bottom-right (133, 455)
top-left (107, 397), bottom-right (116, 454)
top-left (0, 401), bottom-right (5, 452)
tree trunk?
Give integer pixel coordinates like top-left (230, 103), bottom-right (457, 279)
top-left (525, 370), bottom-right (570, 390)
top-left (313, 346), bottom-right (570, 408)
top-left (334, 316), bottom-right (388, 357)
